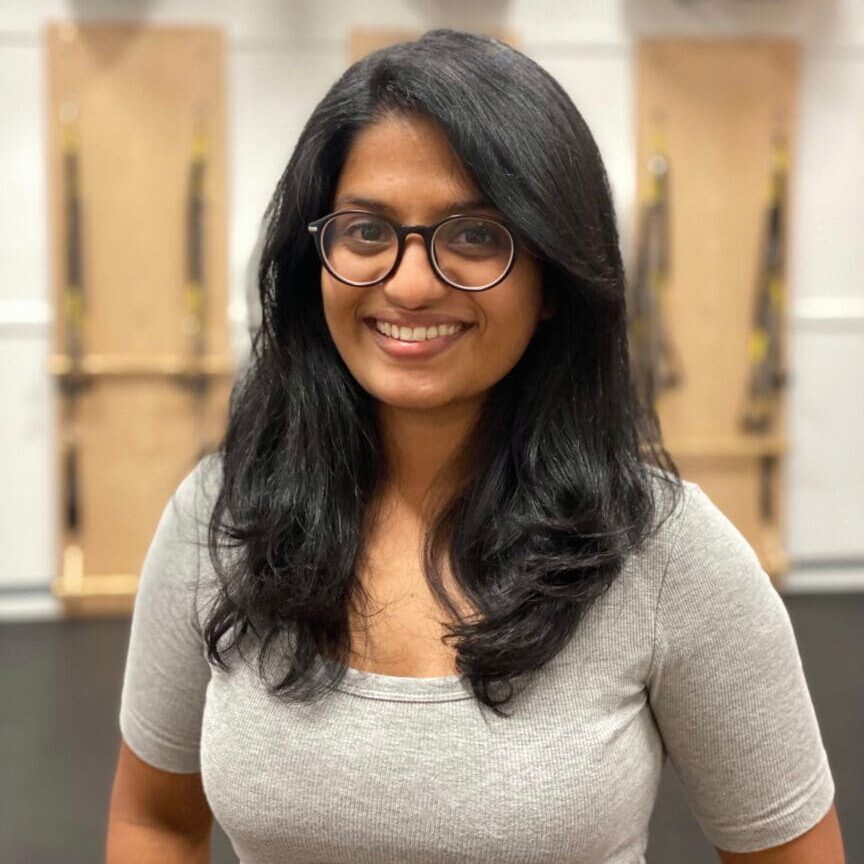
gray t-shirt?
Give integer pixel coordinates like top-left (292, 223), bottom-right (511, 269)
top-left (119, 455), bottom-right (835, 863)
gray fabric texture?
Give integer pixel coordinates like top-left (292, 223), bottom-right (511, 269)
top-left (119, 455), bottom-right (835, 863)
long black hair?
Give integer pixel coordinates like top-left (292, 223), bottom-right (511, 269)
top-left (201, 28), bottom-right (684, 717)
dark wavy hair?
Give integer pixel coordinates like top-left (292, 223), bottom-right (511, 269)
top-left (201, 28), bottom-right (683, 718)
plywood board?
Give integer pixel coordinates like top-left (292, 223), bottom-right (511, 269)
top-left (635, 39), bottom-right (799, 580)
top-left (45, 22), bottom-right (233, 605)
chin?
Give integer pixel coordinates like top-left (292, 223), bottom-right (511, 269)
top-left (365, 378), bottom-right (472, 413)
top-left (374, 390), bottom-right (455, 411)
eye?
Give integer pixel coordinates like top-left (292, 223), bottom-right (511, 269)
top-left (437, 218), bottom-right (509, 258)
top-left (329, 215), bottom-right (395, 255)
top-left (457, 225), bottom-right (495, 245)
top-left (347, 221), bottom-right (387, 243)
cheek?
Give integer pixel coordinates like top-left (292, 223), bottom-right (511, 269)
top-left (318, 281), bottom-right (363, 378)
top-left (320, 275), bottom-right (337, 323)
top-left (320, 277), bottom-right (355, 341)
top-left (476, 304), bottom-right (542, 385)
top-left (486, 277), bottom-right (544, 355)
top-left (500, 317), bottom-right (541, 365)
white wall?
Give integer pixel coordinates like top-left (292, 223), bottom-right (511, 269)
top-left (2, 0), bottom-right (862, 616)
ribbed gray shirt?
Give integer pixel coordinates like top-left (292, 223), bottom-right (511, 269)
top-left (119, 456), bottom-right (835, 863)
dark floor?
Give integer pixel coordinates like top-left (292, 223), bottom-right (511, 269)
top-left (1, 593), bottom-right (861, 864)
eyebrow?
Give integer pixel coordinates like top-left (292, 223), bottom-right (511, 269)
top-left (333, 194), bottom-right (498, 218)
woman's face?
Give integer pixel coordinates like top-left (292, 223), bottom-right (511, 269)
top-left (320, 114), bottom-right (550, 415)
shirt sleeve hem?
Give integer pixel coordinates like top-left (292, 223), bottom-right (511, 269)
top-left (700, 761), bottom-right (836, 854)
top-left (119, 708), bottom-right (202, 774)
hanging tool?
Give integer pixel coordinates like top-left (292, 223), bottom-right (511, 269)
top-left (628, 115), bottom-right (684, 417)
top-left (739, 133), bottom-right (790, 576)
top-left (60, 100), bottom-right (86, 587)
top-left (184, 106), bottom-right (211, 462)
top-left (740, 134), bottom-right (789, 435)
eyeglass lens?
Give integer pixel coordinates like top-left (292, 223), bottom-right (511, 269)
top-left (320, 213), bottom-right (514, 289)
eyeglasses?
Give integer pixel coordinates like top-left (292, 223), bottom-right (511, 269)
top-left (307, 210), bottom-right (520, 292)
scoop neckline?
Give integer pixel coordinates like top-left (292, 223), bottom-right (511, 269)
top-left (312, 651), bottom-right (474, 702)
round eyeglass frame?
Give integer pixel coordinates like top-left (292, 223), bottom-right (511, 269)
top-left (307, 209), bottom-right (521, 292)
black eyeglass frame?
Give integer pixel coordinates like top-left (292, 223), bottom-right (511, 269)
top-left (307, 209), bottom-right (522, 292)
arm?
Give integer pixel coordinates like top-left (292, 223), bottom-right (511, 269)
top-left (105, 739), bottom-right (213, 863)
top-left (648, 483), bottom-right (839, 856)
top-left (715, 802), bottom-right (845, 863)
top-left (110, 459), bottom-right (220, 860)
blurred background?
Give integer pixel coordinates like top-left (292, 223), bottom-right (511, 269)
top-left (0, 1), bottom-right (861, 862)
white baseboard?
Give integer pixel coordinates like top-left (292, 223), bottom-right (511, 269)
top-left (780, 567), bottom-right (864, 594)
top-left (0, 591), bottom-right (63, 621)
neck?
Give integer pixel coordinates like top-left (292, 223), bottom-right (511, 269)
top-left (376, 399), bottom-right (482, 514)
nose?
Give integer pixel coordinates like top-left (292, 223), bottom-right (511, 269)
top-left (380, 233), bottom-right (450, 307)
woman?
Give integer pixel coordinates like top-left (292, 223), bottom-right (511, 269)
top-left (107, 29), bottom-right (844, 864)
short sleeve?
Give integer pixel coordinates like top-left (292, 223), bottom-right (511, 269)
top-left (118, 456), bottom-right (219, 774)
top-left (647, 481), bottom-right (835, 854)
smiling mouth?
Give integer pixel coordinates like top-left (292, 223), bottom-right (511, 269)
top-left (366, 318), bottom-right (472, 343)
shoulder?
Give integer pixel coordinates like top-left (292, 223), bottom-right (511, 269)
top-left (638, 468), bottom-right (762, 578)
top-left (177, 451), bottom-right (224, 507)
top-left (661, 478), bottom-right (766, 601)
top-left (647, 475), bottom-right (792, 676)
top-left (144, 454), bottom-right (226, 625)
top-left (169, 452), bottom-right (224, 537)
top-left (627, 472), bottom-right (776, 646)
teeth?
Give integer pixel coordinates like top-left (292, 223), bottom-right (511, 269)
top-left (374, 320), bottom-right (465, 342)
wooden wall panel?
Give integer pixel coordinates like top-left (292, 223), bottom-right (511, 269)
top-left (45, 23), bottom-right (233, 614)
top-left (636, 40), bottom-right (799, 581)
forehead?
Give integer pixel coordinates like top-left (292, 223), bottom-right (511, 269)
top-left (333, 115), bottom-right (485, 216)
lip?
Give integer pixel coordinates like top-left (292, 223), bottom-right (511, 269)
top-left (364, 319), bottom-right (472, 359)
